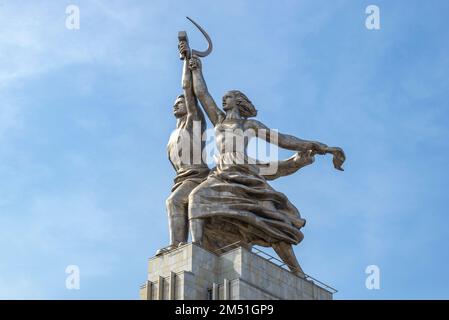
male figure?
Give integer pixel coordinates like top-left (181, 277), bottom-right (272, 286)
top-left (156, 40), bottom-right (209, 254)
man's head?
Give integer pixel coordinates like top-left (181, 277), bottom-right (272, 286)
top-left (173, 94), bottom-right (187, 118)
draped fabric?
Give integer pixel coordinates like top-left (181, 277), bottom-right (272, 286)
top-left (172, 166), bottom-right (210, 192)
top-left (189, 151), bottom-right (306, 250)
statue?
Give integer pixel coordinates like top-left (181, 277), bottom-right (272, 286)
top-left (156, 22), bottom-right (210, 255)
top-left (160, 18), bottom-right (346, 276)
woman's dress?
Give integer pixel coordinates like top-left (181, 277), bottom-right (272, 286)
top-left (188, 118), bottom-right (306, 252)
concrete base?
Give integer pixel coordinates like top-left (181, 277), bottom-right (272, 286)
top-left (140, 243), bottom-right (334, 300)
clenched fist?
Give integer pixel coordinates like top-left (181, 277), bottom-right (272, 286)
top-left (189, 56), bottom-right (202, 70)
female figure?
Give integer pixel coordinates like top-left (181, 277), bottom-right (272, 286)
top-left (188, 56), bottom-right (345, 275)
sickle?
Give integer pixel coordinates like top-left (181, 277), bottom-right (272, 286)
top-left (186, 16), bottom-right (213, 57)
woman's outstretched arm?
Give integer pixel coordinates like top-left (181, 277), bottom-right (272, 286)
top-left (246, 119), bottom-right (346, 170)
top-left (246, 119), bottom-right (327, 153)
top-left (189, 56), bottom-right (225, 126)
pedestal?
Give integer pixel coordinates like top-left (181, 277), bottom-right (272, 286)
top-left (139, 243), bottom-right (334, 300)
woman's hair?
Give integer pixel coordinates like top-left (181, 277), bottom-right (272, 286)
top-left (228, 90), bottom-right (257, 118)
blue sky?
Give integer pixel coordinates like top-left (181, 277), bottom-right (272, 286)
top-left (1, 0), bottom-right (448, 299)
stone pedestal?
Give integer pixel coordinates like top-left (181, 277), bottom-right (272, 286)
top-left (140, 243), bottom-right (334, 300)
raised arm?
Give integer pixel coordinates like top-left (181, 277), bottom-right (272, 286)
top-left (246, 119), bottom-right (346, 170)
top-left (189, 56), bottom-right (225, 126)
top-left (179, 41), bottom-right (201, 122)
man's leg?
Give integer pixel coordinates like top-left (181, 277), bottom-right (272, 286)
top-left (162, 181), bottom-right (198, 252)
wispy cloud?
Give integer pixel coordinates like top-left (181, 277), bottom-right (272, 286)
top-left (1, 0), bottom-right (448, 299)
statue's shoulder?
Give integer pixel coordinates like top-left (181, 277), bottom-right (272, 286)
top-left (244, 118), bottom-right (262, 130)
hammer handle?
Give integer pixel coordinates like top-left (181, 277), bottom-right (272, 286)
top-left (178, 31), bottom-right (191, 60)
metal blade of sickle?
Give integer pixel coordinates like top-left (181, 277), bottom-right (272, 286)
top-left (186, 16), bottom-right (213, 57)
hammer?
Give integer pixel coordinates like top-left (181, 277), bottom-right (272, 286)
top-left (178, 31), bottom-right (191, 60)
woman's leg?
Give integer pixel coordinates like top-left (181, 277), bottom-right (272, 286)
top-left (188, 178), bottom-right (214, 247)
top-left (189, 218), bottom-right (204, 246)
top-left (272, 242), bottom-right (305, 277)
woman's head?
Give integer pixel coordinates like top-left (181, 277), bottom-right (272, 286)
top-left (222, 90), bottom-right (257, 118)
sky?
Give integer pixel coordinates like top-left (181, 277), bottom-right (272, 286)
top-left (0, 0), bottom-right (448, 299)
